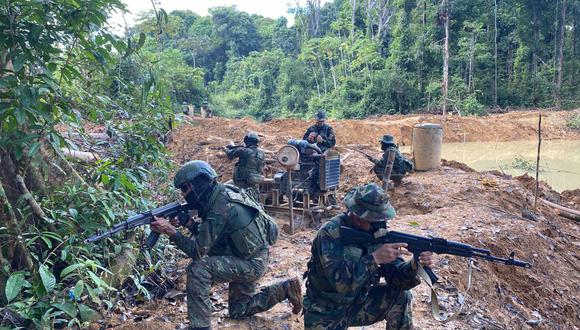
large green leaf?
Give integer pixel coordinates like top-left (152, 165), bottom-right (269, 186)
top-left (60, 263), bottom-right (83, 280)
top-left (39, 264), bottom-right (57, 293)
top-left (5, 272), bottom-right (26, 302)
top-left (73, 280), bottom-right (84, 299)
top-left (78, 304), bottom-right (100, 322)
top-left (52, 302), bottom-right (78, 318)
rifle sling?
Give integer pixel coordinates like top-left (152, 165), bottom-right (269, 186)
top-left (417, 258), bottom-right (474, 323)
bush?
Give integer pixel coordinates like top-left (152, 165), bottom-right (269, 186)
top-left (460, 95), bottom-right (487, 116)
top-left (566, 112), bottom-right (580, 130)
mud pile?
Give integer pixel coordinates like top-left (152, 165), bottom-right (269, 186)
top-left (107, 111), bottom-right (579, 329)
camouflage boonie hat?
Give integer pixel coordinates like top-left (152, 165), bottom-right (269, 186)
top-left (343, 183), bottom-right (396, 222)
top-left (379, 134), bottom-right (395, 145)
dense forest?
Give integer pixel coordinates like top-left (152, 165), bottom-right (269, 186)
top-left (0, 0), bottom-right (578, 328)
top-left (126, 0), bottom-right (580, 120)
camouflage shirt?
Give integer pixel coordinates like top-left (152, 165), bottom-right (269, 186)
top-left (226, 146), bottom-right (265, 187)
top-left (372, 146), bottom-right (413, 179)
top-left (302, 124), bottom-right (336, 153)
top-left (304, 214), bottom-right (420, 311)
top-left (170, 183), bottom-right (268, 260)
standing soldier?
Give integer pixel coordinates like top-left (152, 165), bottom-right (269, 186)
top-left (225, 132), bottom-right (265, 201)
top-left (150, 161), bottom-right (302, 330)
top-left (303, 183), bottom-right (433, 329)
top-left (303, 109), bottom-right (336, 153)
top-left (370, 134), bottom-right (414, 188)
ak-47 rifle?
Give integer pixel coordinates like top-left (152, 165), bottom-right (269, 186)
top-left (208, 144), bottom-right (244, 151)
top-left (353, 149), bottom-right (376, 163)
top-left (340, 225), bottom-right (531, 284)
top-left (85, 202), bottom-right (193, 248)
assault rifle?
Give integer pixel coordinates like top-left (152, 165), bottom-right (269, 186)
top-left (209, 144), bottom-right (244, 151)
top-left (85, 202), bottom-right (192, 248)
top-left (340, 226), bottom-right (532, 284)
top-left (352, 149), bottom-right (376, 162)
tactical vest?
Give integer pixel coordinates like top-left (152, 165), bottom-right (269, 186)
top-left (234, 147), bottom-right (265, 186)
top-left (223, 184), bottom-right (279, 259)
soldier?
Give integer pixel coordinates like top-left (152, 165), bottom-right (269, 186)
top-left (303, 109), bottom-right (336, 153)
top-left (150, 161), bottom-right (302, 330)
top-left (225, 132), bottom-right (265, 200)
top-left (201, 100), bottom-right (213, 118)
top-left (303, 183), bottom-right (433, 330)
top-left (370, 134), bottom-right (414, 187)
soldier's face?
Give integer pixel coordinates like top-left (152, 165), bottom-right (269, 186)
top-left (347, 212), bottom-right (373, 232)
top-left (316, 120), bottom-right (325, 127)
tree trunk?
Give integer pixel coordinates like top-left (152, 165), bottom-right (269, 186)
top-left (530, 0), bottom-right (538, 105)
top-left (329, 57), bottom-right (338, 90)
top-left (494, 0), bottom-right (498, 106)
top-left (442, 0), bottom-right (450, 116)
top-left (317, 54), bottom-right (328, 94)
top-left (309, 62), bottom-right (321, 97)
top-left (351, 0), bottom-right (357, 41)
top-left (555, 0), bottom-right (567, 109)
top-left (0, 176), bottom-right (34, 271)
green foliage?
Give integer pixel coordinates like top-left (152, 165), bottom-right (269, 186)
top-left (566, 113), bottom-right (580, 130)
top-left (511, 155), bottom-right (536, 172)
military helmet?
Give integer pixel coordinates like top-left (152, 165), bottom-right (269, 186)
top-left (244, 131), bottom-right (260, 144)
top-left (379, 134), bottom-right (395, 145)
top-left (315, 109), bottom-right (327, 120)
top-left (343, 183), bottom-right (396, 222)
top-left (173, 160), bottom-right (218, 188)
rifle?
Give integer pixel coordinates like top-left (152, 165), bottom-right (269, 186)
top-left (340, 226), bottom-right (531, 284)
top-left (85, 202), bottom-right (192, 248)
top-left (352, 149), bottom-right (376, 162)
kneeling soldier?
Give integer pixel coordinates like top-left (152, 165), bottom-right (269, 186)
top-left (303, 183), bottom-right (433, 329)
top-left (151, 161), bottom-right (302, 330)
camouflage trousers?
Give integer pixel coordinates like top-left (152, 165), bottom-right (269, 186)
top-left (303, 285), bottom-right (414, 330)
top-left (186, 250), bottom-right (288, 328)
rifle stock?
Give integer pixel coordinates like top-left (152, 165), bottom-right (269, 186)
top-left (340, 226), bottom-right (531, 284)
top-left (85, 202), bottom-right (192, 248)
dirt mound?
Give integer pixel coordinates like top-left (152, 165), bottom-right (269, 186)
top-left (106, 111), bottom-right (580, 329)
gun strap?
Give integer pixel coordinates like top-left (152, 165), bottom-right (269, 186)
top-left (418, 258), bottom-right (474, 323)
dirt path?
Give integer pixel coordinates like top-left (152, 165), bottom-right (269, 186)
top-left (104, 110), bottom-right (580, 329)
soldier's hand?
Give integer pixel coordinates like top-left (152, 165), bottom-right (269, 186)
top-left (308, 132), bottom-right (317, 142)
top-left (372, 243), bottom-right (411, 264)
top-left (417, 251), bottom-right (434, 268)
top-left (150, 216), bottom-right (177, 237)
top-left (169, 217), bottom-right (180, 227)
top-left (316, 135), bottom-right (324, 143)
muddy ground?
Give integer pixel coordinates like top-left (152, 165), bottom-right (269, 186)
top-left (104, 110), bottom-right (579, 329)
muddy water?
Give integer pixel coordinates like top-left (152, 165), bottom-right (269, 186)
top-left (401, 140), bottom-right (580, 192)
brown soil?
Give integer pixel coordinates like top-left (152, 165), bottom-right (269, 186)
top-left (105, 110), bottom-right (579, 330)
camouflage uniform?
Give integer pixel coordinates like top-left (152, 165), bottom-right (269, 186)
top-left (303, 184), bottom-right (420, 330)
top-left (226, 145), bottom-right (264, 200)
top-left (303, 110), bottom-right (336, 153)
top-left (170, 182), bottom-right (297, 329)
top-left (371, 135), bottom-right (413, 186)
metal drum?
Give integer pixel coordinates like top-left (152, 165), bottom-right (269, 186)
top-left (412, 123), bottom-right (443, 171)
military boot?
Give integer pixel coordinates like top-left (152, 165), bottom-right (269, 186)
top-left (284, 277), bottom-right (303, 314)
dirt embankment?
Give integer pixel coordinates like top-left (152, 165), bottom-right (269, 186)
top-left (106, 110), bottom-right (579, 330)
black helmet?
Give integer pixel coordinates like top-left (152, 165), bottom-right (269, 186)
top-left (244, 132), bottom-right (260, 145)
top-left (173, 160), bottom-right (218, 189)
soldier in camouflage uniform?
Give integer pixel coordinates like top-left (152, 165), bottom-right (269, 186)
top-left (370, 135), bottom-right (414, 187)
top-left (303, 109), bottom-right (336, 153)
top-left (151, 161), bottom-right (302, 330)
top-left (303, 183), bottom-right (433, 330)
top-left (225, 132), bottom-right (265, 200)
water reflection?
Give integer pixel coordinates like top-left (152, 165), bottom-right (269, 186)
top-left (401, 140), bottom-right (580, 192)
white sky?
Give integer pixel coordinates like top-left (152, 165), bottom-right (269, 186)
top-left (108, 0), bottom-right (330, 33)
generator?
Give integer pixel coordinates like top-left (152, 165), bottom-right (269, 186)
top-left (261, 143), bottom-right (341, 230)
